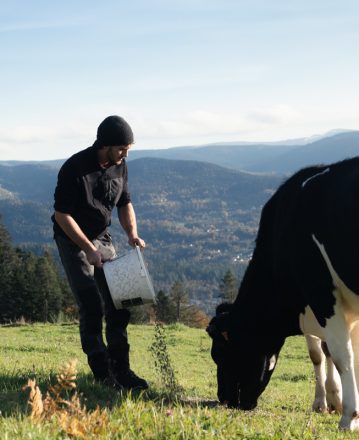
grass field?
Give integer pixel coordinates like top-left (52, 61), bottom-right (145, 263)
top-left (0, 322), bottom-right (357, 439)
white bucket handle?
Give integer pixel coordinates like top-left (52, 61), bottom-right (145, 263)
top-left (135, 245), bottom-right (148, 277)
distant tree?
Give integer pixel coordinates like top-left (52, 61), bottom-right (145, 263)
top-left (169, 281), bottom-right (189, 322)
top-left (0, 247), bottom-right (44, 322)
top-left (0, 217), bottom-right (17, 321)
top-left (181, 304), bottom-right (209, 329)
top-left (154, 290), bottom-right (176, 323)
top-left (58, 276), bottom-right (78, 319)
top-left (32, 252), bottom-right (63, 321)
top-left (0, 216), bottom-right (14, 267)
top-left (129, 304), bottom-right (155, 324)
top-left (219, 269), bottom-right (238, 303)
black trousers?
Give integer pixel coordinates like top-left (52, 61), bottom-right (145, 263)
top-left (55, 233), bottom-right (131, 379)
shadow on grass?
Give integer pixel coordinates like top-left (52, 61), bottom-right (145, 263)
top-left (0, 372), bottom-right (221, 418)
top-left (143, 388), bottom-right (220, 409)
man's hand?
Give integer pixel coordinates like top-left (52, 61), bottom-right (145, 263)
top-left (85, 249), bottom-right (103, 268)
top-left (54, 212), bottom-right (104, 266)
top-left (128, 236), bottom-right (146, 250)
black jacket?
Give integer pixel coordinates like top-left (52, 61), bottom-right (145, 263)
top-left (52, 146), bottom-right (131, 240)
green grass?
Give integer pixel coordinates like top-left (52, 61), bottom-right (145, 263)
top-left (0, 323), bottom-right (357, 439)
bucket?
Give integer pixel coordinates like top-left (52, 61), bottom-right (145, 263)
top-left (103, 246), bottom-right (156, 309)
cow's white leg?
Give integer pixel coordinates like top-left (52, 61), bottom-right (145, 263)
top-left (323, 342), bottom-right (342, 412)
top-left (350, 322), bottom-right (359, 393)
top-left (324, 311), bottom-right (359, 430)
top-left (306, 335), bottom-right (328, 412)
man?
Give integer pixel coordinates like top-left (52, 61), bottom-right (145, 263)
top-left (52, 115), bottom-right (148, 390)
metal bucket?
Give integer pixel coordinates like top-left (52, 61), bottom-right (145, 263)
top-left (103, 246), bottom-right (156, 309)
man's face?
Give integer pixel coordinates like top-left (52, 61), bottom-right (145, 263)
top-left (106, 144), bottom-right (132, 165)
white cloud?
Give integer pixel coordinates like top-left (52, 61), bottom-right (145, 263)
top-left (0, 124), bottom-right (91, 161)
top-left (0, 103), bottom-right (358, 159)
top-left (0, 124), bottom-right (87, 144)
top-left (134, 105), bottom-right (299, 139)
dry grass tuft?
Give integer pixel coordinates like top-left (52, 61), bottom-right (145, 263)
top-left (23, 378), bottom-right (44, 419)
top-left (23, 360), bottom-right (109, 438)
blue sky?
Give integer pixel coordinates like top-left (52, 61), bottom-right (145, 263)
top-left (0, 0), bottom-right (358, 160)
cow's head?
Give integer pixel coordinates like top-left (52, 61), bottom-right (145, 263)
top-left (207, 302), bottom-right (284, 409)
top-left (206, 303), bottom-right (239, 406)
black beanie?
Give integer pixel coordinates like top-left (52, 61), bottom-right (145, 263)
top-left (95, 115), bottom-right (134, 147)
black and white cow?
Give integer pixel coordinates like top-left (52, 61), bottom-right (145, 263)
top-left (207, 304), bottom-right (342, 413)
top-left (207, 158), bottom-right (359, 430)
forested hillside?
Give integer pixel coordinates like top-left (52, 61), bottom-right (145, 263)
top-left (1, 129), bottom-right (357, 313)
top-left (0, 158), bottom-right (283, 313)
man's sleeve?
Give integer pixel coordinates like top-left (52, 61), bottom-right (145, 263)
top-left (116, 164), bottom-right (131, 207)
top-left (53, 162), bottom-right (80, 214)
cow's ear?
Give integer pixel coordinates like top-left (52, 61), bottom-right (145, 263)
top-left (206, 316), bottom-right (226, 339)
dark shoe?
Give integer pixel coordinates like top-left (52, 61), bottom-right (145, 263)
top-left (114, 369), bottom-right (149, 390)
top-left (95, 376), bottom-right (124, 392)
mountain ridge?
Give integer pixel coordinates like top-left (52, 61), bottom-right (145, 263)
top-left (0, 157), bottom-right (283, 313)
top-left (1, 129), bottom-right (358, 174)
top-left (1, 129), bottom-right (358, 313)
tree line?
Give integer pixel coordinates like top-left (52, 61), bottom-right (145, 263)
top-left (151, 269), bottom-right (239, 327)
top-left (0, 217), bottom-right (75, 323)
top-left (0, 217), bottom-right (240, 326)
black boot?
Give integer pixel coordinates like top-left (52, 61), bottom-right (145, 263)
top-left (89, 354), bottom-right (126, 391)
top-left (110, 357), bottom-right (149, 390)
top-left (114, 369), bottom-right (149, 390)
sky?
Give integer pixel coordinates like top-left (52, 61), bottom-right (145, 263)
top-left (0, 0), bottom-right (358, 160)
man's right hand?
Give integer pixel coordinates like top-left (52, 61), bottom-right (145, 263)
top-left (55, 212), bottom-right (104, 267)
top-left (85, 249), bottom-right (103, 268)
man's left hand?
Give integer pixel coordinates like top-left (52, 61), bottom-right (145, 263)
top-left (128, 236), bottom-right (146, 249)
